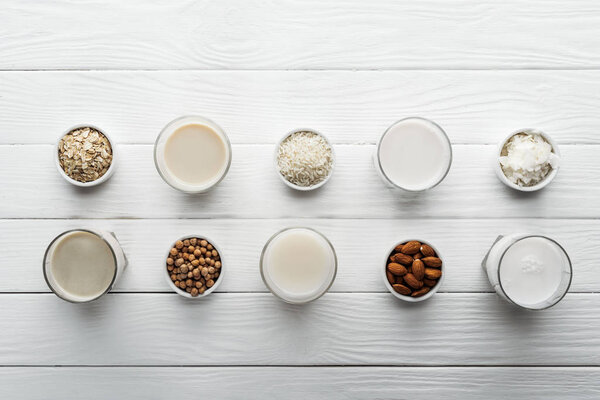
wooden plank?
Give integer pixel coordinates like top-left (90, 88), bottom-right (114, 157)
top-left (2, 70), bottom-right (600, 144)
top-left (0, 219), bottom-right (597, 293)
top-left (0, 293), bottom-right (597, 365)
top-left (1, 0), bottom-right (599, 70)
top-left (1, 367), bottom-right (599, 399)
top-left (0, 144), bottom-right (598, 219)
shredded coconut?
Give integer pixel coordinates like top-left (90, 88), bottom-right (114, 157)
top-left (499, 133), bottom-right (559, 187)
top-left (277, 131), bottom-right (333, 187)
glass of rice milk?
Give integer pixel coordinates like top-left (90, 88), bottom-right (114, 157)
top-left (374, 117), bottom-right (452, 191)
top-left (482, 234), bottom-right (572, 310)
top-left (43, 230), bottom-right (127, 303)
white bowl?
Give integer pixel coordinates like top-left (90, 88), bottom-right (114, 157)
top-left (274, 128), bottom-right (335, 191)
top-left (164, 234), bottom-right (224, 299)
top-left (495, 128), bottom-right (560, 192)
top-left (55, 124), bottom-right (116, 187)
top-left (382, 239), bottom-right (445, 302)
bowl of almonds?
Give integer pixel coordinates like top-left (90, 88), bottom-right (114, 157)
top-left (383, 239), bottom-right (444, 302)
top-left (55, 124), bottom-right (116, 187)
top-left (164, 235), bottom-right (224, 298)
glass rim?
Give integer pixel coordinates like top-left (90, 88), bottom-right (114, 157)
top-left (259, 227), bottom-right (338, 304)
top-left (376, 116), bottom-right (453, 192)
top-left (42, 229), bottom-right (118, 304)
top-left (496, 234), bottom-right (572, 310)
top-left (153, 115), bottom-right (232, 193)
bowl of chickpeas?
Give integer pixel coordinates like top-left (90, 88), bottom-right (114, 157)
top-left (164, 235), bottom-right (224, 298)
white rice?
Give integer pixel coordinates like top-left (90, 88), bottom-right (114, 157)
top-left (277, 131), bottom-right (333, 187)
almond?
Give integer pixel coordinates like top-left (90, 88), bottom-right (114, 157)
top-left (392, 284), bottom-right (412, 296)
top-left (412, 259), bottom-right (425, 280)
top-left (422, 257), bottom-right (442, 268)
top-left (394, 244), bottom-right (405, 252)
top-left (401, 241), bottom-right (421, 255)
top-left (391, 253), bottom-right (413, 265)
top-left (424, 268), bottom-right (442, 280)
top-left (420, 244), bottom-right (436, 257)
top-left (424, 278), bottom-right (437, 287)
top-left (387, 263), bottom-right (407, 276)
top-left (386, 271), bottom-right (396, 284)
top-left (413, 252), bottom-right (423, 259)
top-left (403, 273), bottom-right (423, 289)
top-left (411, 287), bottom-right (431, 297)
top-left (395, 275), bottom-right (405, 285)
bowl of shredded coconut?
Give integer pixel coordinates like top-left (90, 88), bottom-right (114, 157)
top-left (496, 129), bottom-right (560, 192)
top-left (275, 129), bottom-right (335, 191)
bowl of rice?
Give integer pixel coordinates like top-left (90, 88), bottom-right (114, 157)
top-left (275, 128), bottom-right (335, 191)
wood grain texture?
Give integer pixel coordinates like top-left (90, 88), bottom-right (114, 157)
top-left (1, 144), bottom-right (598, 219)
top-left (1, 0), bottom-right (600, 69)
top-left (0, 293), bottom-right (598, 366)
top-left (2, 70), bottom-right (600, 144)
top-left (0, 219), bottom-right (597, 293)
top-left (1, 367), bottom-right (599, 399)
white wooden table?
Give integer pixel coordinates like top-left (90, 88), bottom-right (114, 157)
top-left (1, 1), bottom-right (599, 398)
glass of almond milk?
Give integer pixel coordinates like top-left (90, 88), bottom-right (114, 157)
top-left (154, 116), bottom-right (232, 193)
top-left (43, 230), bottom-right (127, 303)
top-left (482, 234), bottom-right (572, 310)
top-left (374, 117), bottom-right (452, 191)
top-left (260, 228), bottom-right (337, 304)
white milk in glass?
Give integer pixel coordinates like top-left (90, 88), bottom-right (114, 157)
top-left (375, 117), bottom-right (452, 191)
top-left (261, 228), bottom-right (337, 304)
top-left (154, 116), bottom-right (231, 193)
top-left (483, 234), bottom-right (571, 310)
top-left (44, 230), bottom-right (127, 303)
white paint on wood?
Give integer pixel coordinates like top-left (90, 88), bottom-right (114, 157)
top-left (0, 293), bottom-right (597, 366)
top-left (0, 144), bottom-right (597, 218)
top-left (1, 367), bottom-right (599, 400)
top-left (0, 219), bottom-right (597, 293)
top-left (1, 70), bottom-right (600, 144)
top-left (1, 0), bottom-right (600, 69)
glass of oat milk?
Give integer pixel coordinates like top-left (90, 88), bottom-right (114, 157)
top-left (43, 230), bottom-right (127, 303)
top-left (482, 234), bottom-right (572, 310)
top-left (374, 117), bottom-right (452, 191)
top-left (154, 116), bottom-right (232, 193)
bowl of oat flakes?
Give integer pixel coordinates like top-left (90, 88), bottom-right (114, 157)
top-left (55, 124), bottom-right (116, 187)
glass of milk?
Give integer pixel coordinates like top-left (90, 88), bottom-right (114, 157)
top-left (43, 229), bottom-right (127, 303)
top-left (374, 117), bottom-right (452, 191)
top-left (154, 116), bottom-right (232, 193)
top-left (482, 234), bottom-right (572, 310)
top-left (260, 227), bottom-right (337, 304)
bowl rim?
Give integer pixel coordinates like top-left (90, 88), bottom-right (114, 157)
top-left (382, 238), bottom-right (445, 302)
top-left (495, 128), bottom-right (560, 192)
top-left (55, 124), bottom-right (116, 187)
top-left (153, 115), bottom-right (232, 194)
top-left (163, 234), bottom-right (225, 299)
top-left (274, 128), bottom-right (336, 191)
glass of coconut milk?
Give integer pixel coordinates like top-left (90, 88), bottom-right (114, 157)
top-left (374, 117), bottom-right (452, 191)
top-left (43, 229), bottom-right (127, 303)
top-left (260, 227), bottom-right (337, 304)
top-left (482, 234), bottom-right (572, 310)
top-left (154, 116), bottom-right (232, 193)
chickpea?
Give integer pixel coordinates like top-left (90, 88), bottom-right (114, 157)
top-left (191, 288), bottom-right (199, 297)
top-left (175, 258), bottom-right (184, 267)
top-left (180, 265), bottom-right (188, 274)
top-left (215, 261), bottom-right (221, 268)
top-left (188, 254), bottom-right (195, 261)
top-left (187, 272), bottom-right (193, 278)
top-left (170, 274), bottom-right (176, 281)
top-left (211, 250), bottom-right (218, 257)
top-left (183, 239), bottom-right (190, 247)
top-left (201, 267), bottom-right (208, 276)
top-left (194, 249), bottom-right (202, 257)
top-left (206, 279), bottom-right (214, 288)
top-left (195, 281), bottom-right (202, 289)
top-left (190, 238), bottom-right (197, 246)
top-left (175, 241), bottom-right (184, 249)
top-left (191, 260), bottom-right (200, 267)
top-left (208, 267), bottom-right (215, 274)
